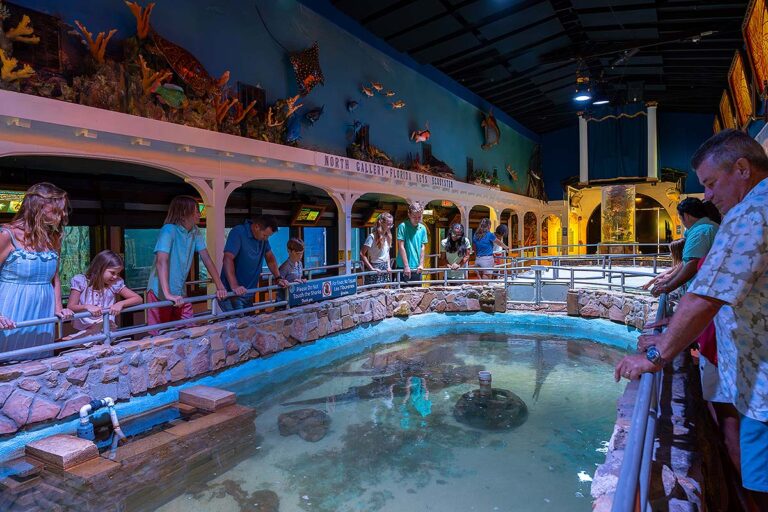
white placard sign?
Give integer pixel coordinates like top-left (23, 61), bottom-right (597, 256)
top-left (316, 152), bottom-right (455, 190)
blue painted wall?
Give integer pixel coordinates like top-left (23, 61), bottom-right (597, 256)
top-left (541, 111), bottom-right (718, 199)
top-left (12, 0), bottom-right (537, 194)
top-left (541, 125), bottom-right (579, 201)
top-left (657, 112), bottom-right (715, 193)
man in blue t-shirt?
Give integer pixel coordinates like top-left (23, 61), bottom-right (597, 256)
top-left (219, 215), bottom-right (288, 311)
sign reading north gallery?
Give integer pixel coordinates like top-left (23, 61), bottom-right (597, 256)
top-left (316, 153), bottom-right (454, 190)
top-left (287, 275), bottom-right (357, 307)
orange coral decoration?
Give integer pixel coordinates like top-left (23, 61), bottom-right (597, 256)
top-left (138, 54), bottom-right (171, 95)
top-left (125, 1), bottom-right (154, 40)
top-left (74, 21), bottom-right (117, 64)
top-left (214, 94), bottom-right (238, 124)
top-left (0, 49), bottom-right (34, 82)
top-left (231, 100), bottom-right (257, 124)
top-left (6, 15), bottom-right (40, 44)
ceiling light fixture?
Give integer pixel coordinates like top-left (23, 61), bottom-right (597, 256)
top-left (574, 74), bottom-right (591, 102)
top-left (592, 83), bottom-right (610, 105)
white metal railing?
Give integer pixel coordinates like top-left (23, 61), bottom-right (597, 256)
top-left (612, 293), bottom-right (669, 512)
top-left (2, 253), bottom-right (668, 363)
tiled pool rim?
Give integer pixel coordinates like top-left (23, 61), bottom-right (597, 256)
top-left (0, 311), bottom-right (640, 460)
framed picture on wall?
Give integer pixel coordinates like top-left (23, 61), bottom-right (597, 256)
top-left (728, 51), bottom-right (754, 128)
top-left (743, 0), bottom-right (768, 91)
top-left (719, 90), bottom-right (738, 129)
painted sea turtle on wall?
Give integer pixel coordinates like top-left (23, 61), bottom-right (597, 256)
top-left (147, 29), bottom-right (228, 96)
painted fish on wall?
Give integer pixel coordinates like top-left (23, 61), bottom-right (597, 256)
top-left (410, 122), bottom-right (430, 143)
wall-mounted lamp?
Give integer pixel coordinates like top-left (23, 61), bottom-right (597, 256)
top-left (6, 117), bottom-right (30, 128)
top-left (177, 145), bottom-right (195, 153)
top-left (75, 128), bottom-right (97, 139)
top-left (131, 137), bottom-right (151, 146)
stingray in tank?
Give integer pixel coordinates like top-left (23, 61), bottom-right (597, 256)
top-left (281, 363), bottom-right (484, 406)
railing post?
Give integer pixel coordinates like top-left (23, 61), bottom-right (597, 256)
top-left (553, 258), bottom-right (559, 280)
top-left (533, 265), bottom-right (543, 305)
top-left (653, 255), bottom-right (658, 274)
top-left (621, 273), bottom-right (626, 293)
top-left (102, 311), bottom-right (112, 346)
top-left (570, 268), bottom-right (575, 289)
top-left (444, 269), bottom-right (448, 286)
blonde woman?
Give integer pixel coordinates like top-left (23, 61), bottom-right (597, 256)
top-left (361, 212), bottom-right (393, 285)
top-left (0, 183), bottom-right (73, 356)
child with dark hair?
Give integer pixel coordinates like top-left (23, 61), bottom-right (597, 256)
top-left (279, 238), bottom-right (306, 283)
top-left (67, 250), bottom-right (142, 337)
top-left (441, 223), bottom-right (472, 280)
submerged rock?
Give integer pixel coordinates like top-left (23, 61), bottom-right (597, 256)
top-left (278, 408), bottom-right (330, 442)
top-left (453, 388), bottom-right (528, 430)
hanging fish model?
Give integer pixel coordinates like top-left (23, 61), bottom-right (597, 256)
top-left (384, 90), bottom-right (396, 97)
top-left (349, 120), bottom-right (363, 138)
top-left (410, 122), bottom-right (430, 143)
top-left (346, 100), bottom-right (359, 112)
top-left (481, 109), bottom-right (500, 150)
top-left (370, 81), bottom-right (383, 92)
top-left (152, 82), bottom-right (189, 109)
top-left (304, 105), bottom-right (324, 125)
top-left (391, 100), bottom-right (406, 109)
top-left (361, 86), bottom-right (374, 97)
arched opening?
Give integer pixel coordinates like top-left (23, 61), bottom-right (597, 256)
top-left (0, 155), bottom-right (206, 336)
top-left (225, 180), bottom-right (338, 278)
top-left (585, 194), bottom-right (673, 254)
top-left (0, 155), bottom-right (203, 294)
top-left (350, 193), bottom-right (408, 271)
top-left (499, 208), bottom-right (518, 248)
top-left (541, 215), bottom-right (562, 255)
top-left (523, 212), bottom-right (537, 254)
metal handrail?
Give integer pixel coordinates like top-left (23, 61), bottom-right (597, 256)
top-left (2, 256), bottom-right (666, 363)
top-left (611, 293), bottom-right (668, 512)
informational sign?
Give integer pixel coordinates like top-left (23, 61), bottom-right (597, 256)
top-left (288, 275), bottom-right (357, 307)
top-left (0, 190), bottom-right (24, 214)
top-left (292, 204), bottom-right (325, 226)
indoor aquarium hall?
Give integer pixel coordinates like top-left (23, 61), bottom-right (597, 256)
top-left (0, 0), bottom-right (767, 511)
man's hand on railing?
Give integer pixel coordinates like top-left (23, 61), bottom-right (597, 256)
top-left (233, 285), bottom-right (248, 296)
top-left (276, 278), bottom-right (289, 288)
top-left (56, 307), bottom-right (74, 320)
top-left (614, 354), bottom-right (660, 381)
top-left (0, 314), bottom-right (15, 329)
top-left (215, 288), bottom-right (228, 300)
top-left (166, 294), bottom-right (185, 307)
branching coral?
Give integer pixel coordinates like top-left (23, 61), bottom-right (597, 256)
top-left (231, 99), bottom-right (256, 124)
top-left (125, 1), bottom-right (154, 40)
top-left (214, 94), bottom-right (238, 124)
top-left (0, 48), bottom-right (34, 82)
top-left (74, 21), bottom-right (117, 64)
top-left (138, 54), bottom-right (171, 95)
top-left (266, 95), bottom-right (302, 127)
top-left (6, 14), bottom-right (39, 44)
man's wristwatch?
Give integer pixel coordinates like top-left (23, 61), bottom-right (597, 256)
top-left (646, 345), bottom-right (667, 367)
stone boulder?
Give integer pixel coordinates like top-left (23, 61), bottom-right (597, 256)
top-left (278, 408), bottom-right (330, 442)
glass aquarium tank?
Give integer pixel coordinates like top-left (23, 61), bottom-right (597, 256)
top-left (601, 185), bottom-right (635, 244)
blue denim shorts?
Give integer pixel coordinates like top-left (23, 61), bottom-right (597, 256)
top-left (740, 414), bottom-right (768, 492)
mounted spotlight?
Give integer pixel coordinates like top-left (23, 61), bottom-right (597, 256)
top-left (574, 75), bottom-right (592, 102)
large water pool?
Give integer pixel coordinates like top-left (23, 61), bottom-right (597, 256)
top-left (154, 319), bottom-right (629, 512)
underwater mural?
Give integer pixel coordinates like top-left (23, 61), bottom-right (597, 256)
top-left (0, 0), bottom-right (537, 196)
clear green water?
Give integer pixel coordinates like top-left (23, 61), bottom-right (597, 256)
top-left (158, 332), bottom-right (625, 512)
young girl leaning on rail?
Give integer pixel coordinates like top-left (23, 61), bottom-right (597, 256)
top-left (146, 196), bottom-right (228, 333)
top-left (0, 183), bottom-right (73, 358)
top-left (65, 250), bottom-right (142, 339)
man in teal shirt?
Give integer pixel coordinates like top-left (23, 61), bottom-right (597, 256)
top-left (396, 202), bottom-right (428, 283)
top-left (652, 198), bottom-right (719, 295)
